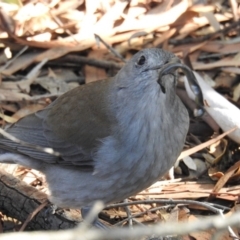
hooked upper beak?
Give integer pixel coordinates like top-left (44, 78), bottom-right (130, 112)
top-left (156, 57), bottom-right (205, 117)
top-left (158, 57), bottom-right (181, 78)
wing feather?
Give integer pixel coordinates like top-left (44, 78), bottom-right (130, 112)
top-left (0, 79), bottom-right (114, 169)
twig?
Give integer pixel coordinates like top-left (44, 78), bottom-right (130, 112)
top-left (26, 93), bottom-right (62, 101)
top-left (219, 210), bottom-right (239, 240)
top-left (114, 205), bottom-right (173, 227)
top-left (0, 211), bottom-right (240, 240)
top-left (94, 34), bottom-right (126, 63)
top-left (77, 201), bottom-right (105, 231)
top-left (229, 0), bottom-right (239, 21)
top-left (62, 54), bottom-right (123, 69)
top-left (105, 199), bottom-right (224, 214)
top-left (109, 199), bottom-right (236, 238)
top-left (123, 199), bottom-right (133, 228)
top-left (19, 201), bottom-right (49, 231)
top-left (2, 46), bottom-right (28, 69)
top-left (198, 52), bottom-right (236, 60)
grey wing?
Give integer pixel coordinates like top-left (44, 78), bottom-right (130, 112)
top-left (0, 113), bottom-right (61, 161)
top-left (0, 113), bottom-right (94, 168)
top-left (0, 80), bottom-right (113, 168)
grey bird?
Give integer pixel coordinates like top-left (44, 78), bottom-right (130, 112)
top-left (0, 48), bottom-right (197, 212)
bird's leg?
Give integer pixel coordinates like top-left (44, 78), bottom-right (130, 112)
top-left (45, 204), bottom-right (58, 215)
top-left (81, 205), bottom-right (110, 230)
top-left (123, 199), bottom-right (133, 228)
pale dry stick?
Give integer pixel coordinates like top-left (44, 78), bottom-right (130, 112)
top-left (123, 199), bottom-right (133, 228)
top-left (219, 210), bottom-right (239, 240)
top-left (94, 34), bottom-right (126, 63)
top-left (50, 14), bottom-right (79, 44)
top-left (62, 54), bottom-right (123, 69)
top-left (106, 199), bottom-right (222, 214)
top-left (27, 93), bottom-right (62, 101)
top-left (16, 59), bottom-right (49, 93)
top-left (1, 211), bottom-right (240, 240)
top-left (38, 0), bottom-right (79, 44)
top-left (2, 46), bottom-right (28, 70)
top-left (77, 201), bottom-right (105, 231)
top-left (229, 0), bottom-right (239, 21)
top-left (25, 58), bottom-right (49, 82)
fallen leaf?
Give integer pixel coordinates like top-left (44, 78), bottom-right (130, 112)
top-left (209, 160), bottom-right (240, 200)
top-left (184, 72), bottom-right (240, 144)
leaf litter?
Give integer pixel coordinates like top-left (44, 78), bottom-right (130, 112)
top-left (0, 0), bottom-right (240, 238)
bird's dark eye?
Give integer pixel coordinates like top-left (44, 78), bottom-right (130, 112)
top-left (137, 55), bottom-right (146, 65)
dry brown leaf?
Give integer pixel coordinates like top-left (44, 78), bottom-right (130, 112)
top-left (209, 138), bottom-right (227, 164)
top-left (0, 81), bottom-right (21, 92)
top-left (208, 167), bottom-right (224, 181)
top-left (35, 69), bottom-right (78, 94)
top-left (178, 207), bottom-right (190, 222)
top-left (209, 160), bottom-right (240, 200)
top-left (0, 113), bottom-right (17, 123)
top-left (0, 89), bottom-right (30, 102)
top-left (153, 28), bottom-right (177, 46)
top-left (177, 127), bottom-right (236, 161)
top-left (189, 5), bottom-right (215, 12)
top-left (157, 208), bottom-right (171, 222)
top-left (193, 56), bottom-right (240, 70)
top-left (0, 53), bottom-right (39, 76)
top-left (200, 41), bottom-right (240, 54)
top-left (0, 0), bottom-right (240, 233)
top-left (115, 0), bottom-right (188, 32)
top-left (94, 1), bottom-right (128, 36)
top-left (167, 205), bottom-right (179, 222)
top-left (222, 67), bottom-right (240, 75)
top-left (225, 204), bottom-right (240, 218)
top-left (201, 12), bottom-right (221, 32)
top-left (12, 104), bottom-right (47, 120)
top-left (214, 72), bottom-right (236, 88)
top-left (140, 180), bottom-right (240, 201)
top-left (178, 13), bottom-right (231, 36)
top-left (33, 40), bottom-right (95, 62)
top-left (0, 103), bottom-right (18, 113)
top-left (127, 6), bottom-right (146, 18)
top-left (190, 229), bottom-right (212, 240)
top-left (190, 219), bottom-right (234, 240)
top-left (189, 214), bottom-right (237, 240)
top-left (84, 50), bottom-right (107, 83)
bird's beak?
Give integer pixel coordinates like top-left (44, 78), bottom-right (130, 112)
top-left (158, 58), bottom-right (205, 117)
top-left (158, 57), bottom-right (181, 78)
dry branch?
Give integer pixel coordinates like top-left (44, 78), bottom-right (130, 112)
top-left (0, 168), bottom-right (78, 230)
top-left (0, 210), bottom-right (240, 240)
